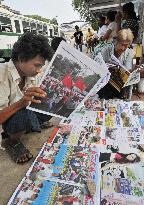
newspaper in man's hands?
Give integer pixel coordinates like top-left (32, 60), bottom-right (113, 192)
top-left (107, 55), bottom-right (140, 91)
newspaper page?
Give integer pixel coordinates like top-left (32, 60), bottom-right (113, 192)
top-left (28, 41), bottom-right (110, 119)
top-left (108, 54), bottom-right (140, 91)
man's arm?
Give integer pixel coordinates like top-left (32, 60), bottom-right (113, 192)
top-left (0, 101), bottom-right (25, 124)
top-left (0, 87), bottom-right (47, 124)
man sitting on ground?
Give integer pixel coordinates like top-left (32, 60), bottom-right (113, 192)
top-left (0, 33), bottom-right (54, 163)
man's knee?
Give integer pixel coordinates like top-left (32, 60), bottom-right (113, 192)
top-left (2, 109), bottom-right (31, 134)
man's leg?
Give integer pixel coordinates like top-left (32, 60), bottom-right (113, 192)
top-left (2, 108), bottom-right (51, 163)
top-left (136, 57), bottom-right (140, 65)
top-left (86, 42), bottom-right (89, 53)
top-left (76, 43), bottom-right (78, 50)
top-left (79, 44), bottom-right (82, 52)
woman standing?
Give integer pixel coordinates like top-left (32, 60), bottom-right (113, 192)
top-left (115, 2), bottom-right (139, 43)
top-left (102, 10), bottom-right (117, 42)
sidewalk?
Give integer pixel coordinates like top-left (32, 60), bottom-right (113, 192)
top-left (0, 117), bottom-right (60, 205)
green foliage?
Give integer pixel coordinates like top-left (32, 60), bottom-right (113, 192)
top-left (72, 0), bottom-right (98, 30)
top-left (50, 18), bottom-right (58, 25)
top-left (24, 15), bottom-right (58, 25)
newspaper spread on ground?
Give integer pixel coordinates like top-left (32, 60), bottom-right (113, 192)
top-left (28, 41), bottom-right (110, 119)
top-left (8, 99), bottom-right (144, 205)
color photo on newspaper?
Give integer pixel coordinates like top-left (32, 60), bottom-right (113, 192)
top-left (28, 41), bottom-right (109, 119)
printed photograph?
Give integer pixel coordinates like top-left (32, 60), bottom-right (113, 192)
top-left (29, 41), bottom-right (109, 118)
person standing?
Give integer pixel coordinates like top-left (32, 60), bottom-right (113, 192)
top-left (134, 42), bottom-right (143, 65)
top-left (95, 16), bottom-right (107, 40)
top-left (74, 25), bottom-right (83, 52)
top-left (86, 28), bottom-right (94, 53)
top-left (102, 10), bottom-right (117, 42)
top-left (115, 2), bottom-right (139, 43)
top-left (92, 16), bottom-right (107, 50)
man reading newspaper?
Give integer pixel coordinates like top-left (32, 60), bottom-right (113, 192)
top-left (93, 29), bottom-right (140, 99)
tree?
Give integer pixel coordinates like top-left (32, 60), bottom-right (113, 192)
top-left (25, 15), bottom-right (58, 25)
top-left (50, 18), bottom-right (58, 25)
top-left (72, 0), bottom-right (98, 30)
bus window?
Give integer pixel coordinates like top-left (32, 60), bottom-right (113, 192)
top-left (43, 24), bottom-right (47, 33)
top-left (14, 20), bottom-right (21, 33)
top-left (0, 16), bottom-right (12, 32)
top-left (0, 16), bottom-right (11, 25)
top-left (30, 22), bottom-right (36, 30)
top-left (31, 28), bottom-right (37, 34)
top-left (54, 26), bottom-right (58, 36)
top-left (1, 25), bottom-right (12, 32)
top-left (23, 27), bottom-right (31, 33)
top-left (37, 24), bottom-right (42, 30)
top-left (22, 21), bottom-right (30, 32)
top-left (49, 29), bottom-right (53, 38)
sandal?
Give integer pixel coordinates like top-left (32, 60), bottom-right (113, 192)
top-left (1, 132), bottom-right (9, 139)
top-left (6, 140), bottom-right (33, 163)
top-left (40, 122), bottom-right (54, 129)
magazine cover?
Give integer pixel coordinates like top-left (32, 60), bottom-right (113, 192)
top-left (28, 41), bottom-right (109, 119)
top-left (107, 54), bottom-right (140, 92)
top-left (100, 161), bottom-right (144, 205)
top-left (104, 127), bottom-right (144, 151)
top-left (108, 64), bottom-right (130, 92)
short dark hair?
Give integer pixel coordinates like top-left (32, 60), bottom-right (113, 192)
top-left (106, 10), bottom-right (117, 22)
top-left (99, 16), bottom-right (106, 23)
top-left (11, 32), bottom-right (54, 62)
top-left (51, 37), bottom-right (66, 52)
top-left (75, 25), bottom-right (79, 30)
top-left (123, 2), bottom-right (134, 13)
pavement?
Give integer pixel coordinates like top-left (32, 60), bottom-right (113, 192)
top-left (0, 117), bottom-right (60, 205)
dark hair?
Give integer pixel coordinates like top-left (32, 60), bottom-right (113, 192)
top-left (101, 199), bottom-right (107, 205)
top-left (123, 2), bottom-right (137, 20)
top-left (99, 16), bottom-right (106, 23)
top-left (11, 32), bottom-right (54, 63)
top-left (51, 37), bottom-right (66, 52)
top-left (106, 10), bottom-right (117, 22)
top-left (115, 153), bottom-right (140, 164)
top-left (75, 25), bottom-right (79, 30)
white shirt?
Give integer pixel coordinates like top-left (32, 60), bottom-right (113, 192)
top-left (106, 22), bottom-right (117, 42)
top-left (0, 60), bottom-right (36, 131)
top-left (96, 25), bottom-right (107, 39)
top-left (93, 43), bottom-right (134, 70)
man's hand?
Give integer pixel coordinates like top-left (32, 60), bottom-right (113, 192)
top-left (20, 87), bottom-right (47, 107)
